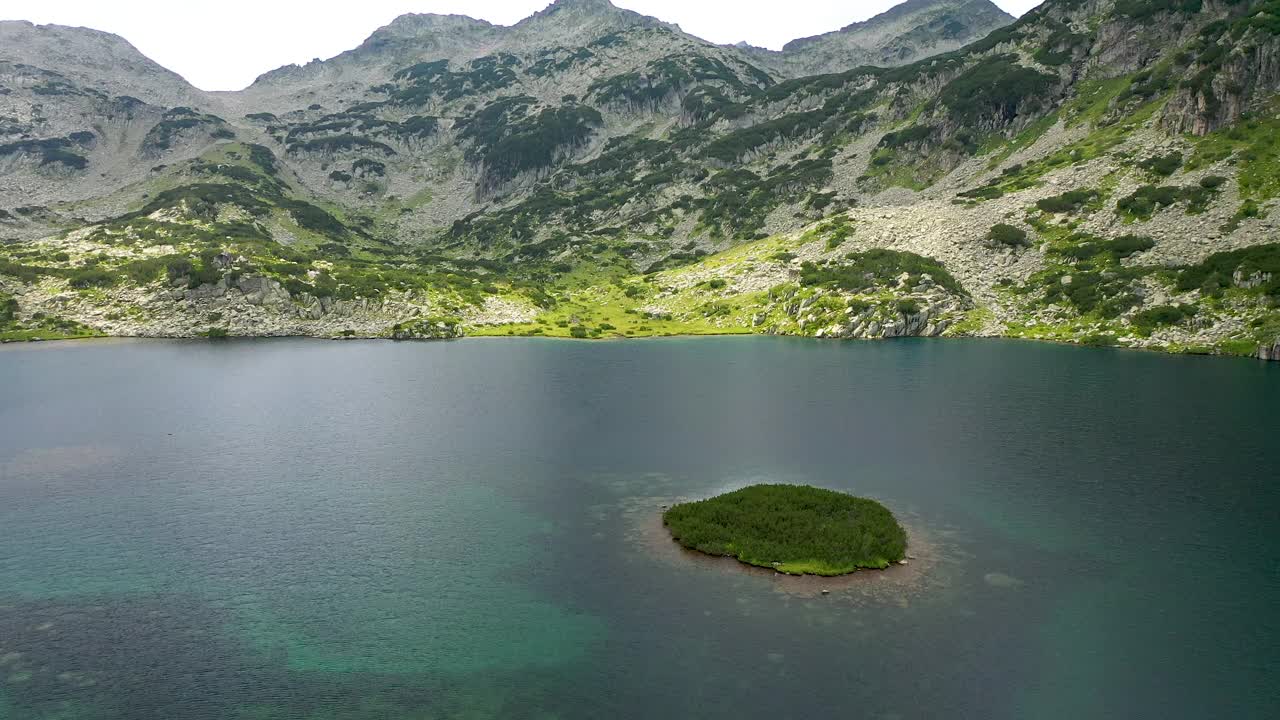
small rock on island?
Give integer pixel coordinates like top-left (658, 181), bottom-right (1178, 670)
top-left (663, 484), bottom-right (907, 576)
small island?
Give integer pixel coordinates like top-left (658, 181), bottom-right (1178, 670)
top-left (662, 484), bottom-right (907, 576)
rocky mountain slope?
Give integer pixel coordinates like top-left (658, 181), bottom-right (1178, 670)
top-left (2, 0), bottom-right (1279, 361)
top-left (741, 0), bottom-right (1015, 75)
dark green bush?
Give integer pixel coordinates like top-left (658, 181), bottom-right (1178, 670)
top-left (0, 137), bottom-right (89, 170)
top-left (1114, 0), bottom-right (1203, 21)
top-left (988, 223), bottom-right (1030, 247)
top-left (1138, 152), bottom-right (1183, 177)
top-left (878, 124), bottom-right (935, 149)
top-left (1131, 304), bottom-right (1197, 330)
top-left (939, 55), bottom-right (1056, 124)
top-left (800, 249), bottom-right (963, 294)
top-left (67, 267), bottom-right (116, 288)
top-left (287, 135), bottom-right (395, 156)
top-left (0, 295), bottom-right (17, 326)
top-left (1108, 234), bottom-right (1157, 258)
top-left (1036, 189), bottom-right (1099, 214)
top-left (1176, 243), bottom-right (1280, 296)
top-left (1040, 269), bottom-right (1144, 317)
top-left (958, 185), bottom-right (1005, 200)
top-left (122, 255), bottom-right (183, 284)
top-left (1116, 185), bottom-right (1181, 219)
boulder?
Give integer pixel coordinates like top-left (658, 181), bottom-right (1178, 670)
top-left (236, 276), bottom-right (291, 307)
top-left (1259, 339), bottom-right (1280, 362)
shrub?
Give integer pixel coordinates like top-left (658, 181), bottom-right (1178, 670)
top-left (988, 223), bottom-right (1030, 247)
top-left (352, 158), bottom-right (386, 177)
top-left (569, 325), bottom-right (589, 338)
top-left (278, 199), bottom-right (350, 239)
top-left (1108, 234), bottom-right (1157, 258)
top-left (958, 185), bottom-right (1004, 200)
top-left (1131, 304), bottom-right (1196, 330)
top-left (1115, 185), bottom-right (1181, 219)
top-left (1040, 270), bottom-right (1143, 318)
top-left (166, 258), bottom-right (193, 282)
top-left (878, 124), bottom-right (935, 149)
top-left (1138, 152), bottom-right (1183, 177)
top-left (286, 135), bottom-right (395, 156)
top-left (938, 55), bottom-right (1056, 124)
top-left (67, 267), bottom-right (116, 288)
top-left (1114, 0), bottom-right (1203, 21)
top-left (801, 249), bottom-right (964, 295)
top-left (1036, 189), bottom-right (1100, 214)
top-left (0, 137), bottom-right (89, 170)
top-left (1176, 243), bottom-right (1280, 297)
top-left (0, 295), bottom-right (17, 326)
top-left (122, 255), bottom-right (181, 284)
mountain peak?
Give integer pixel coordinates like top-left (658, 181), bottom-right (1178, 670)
top-left (0, 20), bottom-right (205, 106)
top-left (783, 0), bottom-right (1013, 53)
top-left (545, 0), bottom-right (619, 12)
top-left (377, 12), bottom-right (497, 35)
top-left (514, 0), bottom-right (671, 40)
top-left (523, 0), bottom-right (632, 23)
top-left (753, 0), bottom-right (1013, 74)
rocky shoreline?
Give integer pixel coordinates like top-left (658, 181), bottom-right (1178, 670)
top-left (6, 325), bottom-right (1279, 366)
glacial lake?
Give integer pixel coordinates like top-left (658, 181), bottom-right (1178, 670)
top-left (0, 337), bottom-right (1276, 719)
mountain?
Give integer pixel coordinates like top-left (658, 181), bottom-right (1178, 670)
top-left (0, 20), bottom-right (208, 107)
top-left (741, 0), bottom-right (1015, 75)
top-left (2, 0), bottom-right (1280, 361)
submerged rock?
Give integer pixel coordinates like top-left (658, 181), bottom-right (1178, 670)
top-left (983, 572), bottom-right (1024, 589)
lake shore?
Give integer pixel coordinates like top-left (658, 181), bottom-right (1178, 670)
top-left (5, 330), bottom-right (1277, 365)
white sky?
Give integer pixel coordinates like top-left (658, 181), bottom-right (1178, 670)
top-left (2, 1), bottom-right (1044, 92)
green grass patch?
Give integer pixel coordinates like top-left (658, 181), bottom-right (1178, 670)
top-left (1188, 107), bottom-right (1280, 200)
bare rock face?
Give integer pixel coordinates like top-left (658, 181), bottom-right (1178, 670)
top-left (1260, 340), bottom-right (1280, 362)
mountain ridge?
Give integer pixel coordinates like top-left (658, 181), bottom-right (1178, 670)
top-left (769, 0), bottom-right (1015, 71)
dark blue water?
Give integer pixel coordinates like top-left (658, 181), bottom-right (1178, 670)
top-left (0, 337), bottom-right (1276, 719)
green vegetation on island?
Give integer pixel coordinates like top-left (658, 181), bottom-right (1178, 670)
top-left (662, 484), bottom-right (908, 576)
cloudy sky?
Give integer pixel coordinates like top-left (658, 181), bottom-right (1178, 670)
top-left (2, 0), bottom-right (1043, 91)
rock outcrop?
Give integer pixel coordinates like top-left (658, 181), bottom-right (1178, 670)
top-left (1259, 339), bottom-right (1280, 361)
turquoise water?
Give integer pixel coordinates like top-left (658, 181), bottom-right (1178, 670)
top-left (0, 337), bottom-right (1276, 719)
